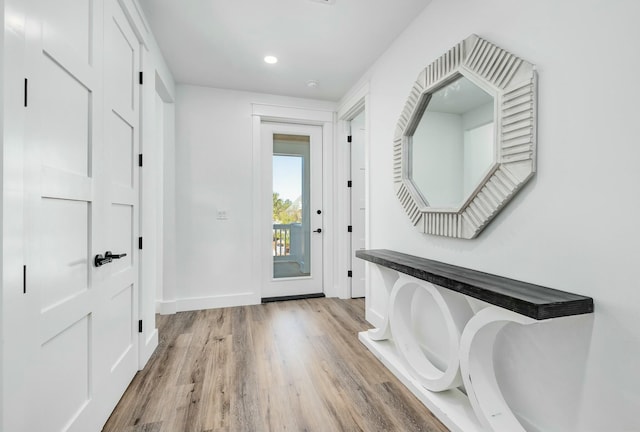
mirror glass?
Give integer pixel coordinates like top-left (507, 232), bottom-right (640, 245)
top-left (409, 75), bottom-right (495, 208)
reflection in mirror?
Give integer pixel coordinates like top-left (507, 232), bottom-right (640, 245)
top-left (410, 75), bottom-right (495, 208)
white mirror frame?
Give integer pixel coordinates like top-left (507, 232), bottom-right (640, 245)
top-left (395, 35), bottom-right (537, 239)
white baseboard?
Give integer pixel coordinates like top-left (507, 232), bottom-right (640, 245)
top-left (156, 292), bottom-right (261, 314)
top-left (138, 328), bottom-right (158, 369)
top-left (157, 299), bottom-right (177, 315)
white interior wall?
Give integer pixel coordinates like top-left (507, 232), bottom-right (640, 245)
top-left (341, 0), bottom-right (640, 430)
top-left (165, 85), bottom-right (335, 312)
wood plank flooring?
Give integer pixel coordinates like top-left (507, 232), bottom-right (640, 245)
top-left (102, 298), bottom-right (449, 432)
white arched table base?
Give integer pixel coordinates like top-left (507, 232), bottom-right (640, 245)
top-left (389, 276), bottom-right (473, 391)
top-left (367, 266), bottom-right (399, 341)
top-left (359, 271), bottom-right (558, 432)
top-left (459, 307), bottom-right (541, 432)
top-left (356, 250), bottom-right (593, 432)
top-left (359, 268), bottom-right (483, 432)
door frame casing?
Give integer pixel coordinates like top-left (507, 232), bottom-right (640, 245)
top-left (137, 62), bottom-right (174, 367)
top-left (346, 110), bottom-right (366, 298)
top-left (251, 104), bottom-right (335, 299)
top-left (336, 82), bottom-right (373, 304)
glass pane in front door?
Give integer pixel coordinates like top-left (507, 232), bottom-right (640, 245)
top-left (272, 134), bottom-right (311, 278)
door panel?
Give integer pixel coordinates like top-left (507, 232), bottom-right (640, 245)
top-left (111, 113), bottom-right (135, 187)
top-left (39, 315), bottom-right (91, 432)
top-left (41, 0), bottom-right (92, 64)
top-left (107, 284), bottom-right (134, 369)
top-left (110, 203), bottom-right (134, 272)
top-left (109, 19), bottom-right (136, 112)
top-left (39, 56), bottom-right (91, 176)
top-left (24, 0), bottom-right (99, 428)
top-left (39, 198), bottom-right (89, 310)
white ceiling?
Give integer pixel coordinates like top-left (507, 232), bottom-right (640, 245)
top-left (138, 0), bottom-right (432, 101)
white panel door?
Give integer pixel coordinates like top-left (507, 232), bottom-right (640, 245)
top-left (17, 0), bottom-right (140, 430)
top-left (23, 0), bottom-right (105, 430)
top-left (350, 111), bottom-right (366, 298)
top-left (98, 0), bottom-right (140, 413)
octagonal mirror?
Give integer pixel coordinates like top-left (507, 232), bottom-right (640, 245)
top-left (394, 35), bottom-right (537, 239)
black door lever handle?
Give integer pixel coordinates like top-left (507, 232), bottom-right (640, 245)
top-left (313, 228), bottom-right (322, 233)
top-left (95, 251), bottom-right (127, 267)
top-left (105, 251), bottom-right (127, 259)
top-left (94, 254), bottom-right (112, 267)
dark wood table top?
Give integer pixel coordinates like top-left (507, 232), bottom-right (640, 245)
top-left (356, 249), bottom-right (593, 320)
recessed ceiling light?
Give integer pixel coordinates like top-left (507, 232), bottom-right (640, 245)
top-left (306, 80), bottom-right (319, 88)
top-left (309, 0), bottom-right (336, 4)
top-left (264, 55), bottom-right (278, 64)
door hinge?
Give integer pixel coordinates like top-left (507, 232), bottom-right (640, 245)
top-left (23, 265), bottom-right (27, 294)
top-left (138, 154), bottom-right (143, 167)
top-left (347, 180), bottom-right (352, 188)
top-left (347, 270), bottom-right (353, 278)
top-left (347, 225), bottom-right (352, 233)
top-left (347, 135), bottom-right (352, 143)
top-left (139, 71), bottom-right (144, 85)
top-left (138, 320), bottom-right (143, 333)
top-left (24, 78), bottom-right (28, 107)
top-left (138, 237), bottom-right (143, 250)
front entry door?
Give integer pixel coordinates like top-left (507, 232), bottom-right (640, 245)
top-left (261, 123), bottom-right (323, 298)
top-left (18, 1), bottom-right (141, 430)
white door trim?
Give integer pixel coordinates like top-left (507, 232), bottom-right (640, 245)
top-left (137, 59), bottom-right (176, 367)
top-left (336, 83), bottom-right (372, 302)
top-left (251, 103), bottom-right (335, 299)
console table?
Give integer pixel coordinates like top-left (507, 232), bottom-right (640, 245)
top-left (356, 249), bottom-right (593, 432)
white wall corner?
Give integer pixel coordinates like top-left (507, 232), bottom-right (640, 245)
top-left (157, 299), bottom-right (177, 315)
top-left (338, 80), bottom-right (370, 120)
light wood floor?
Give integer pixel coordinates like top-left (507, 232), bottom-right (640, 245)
top-left (103, 298), bottom-right (449, 432)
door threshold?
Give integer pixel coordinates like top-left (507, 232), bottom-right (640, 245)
top-left (261, 293), bottom-right (326, 303)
